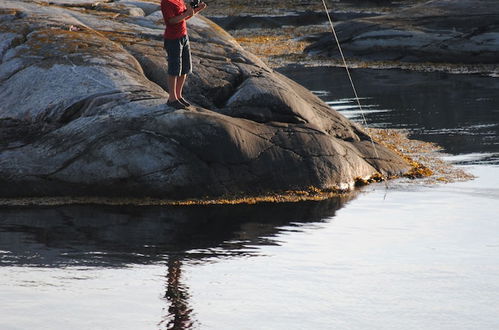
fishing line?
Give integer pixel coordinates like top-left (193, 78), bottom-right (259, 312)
top-left (320, 0), bottom-right (379, 158)
top-left (320, 0), bottom-right (391, 194)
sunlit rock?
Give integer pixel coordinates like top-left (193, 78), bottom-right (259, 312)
top-left (0, 0), bottom-right (410, 199)
top-left (306, 0), bottom-right (499, 64)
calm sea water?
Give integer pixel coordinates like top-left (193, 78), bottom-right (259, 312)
top-left (1, 67), bottom-right (499, 330)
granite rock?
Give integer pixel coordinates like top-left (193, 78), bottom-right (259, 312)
top-left (306, 0), bottom-right (499, 64)
top-left (0, 0), bottom-right (409, 199)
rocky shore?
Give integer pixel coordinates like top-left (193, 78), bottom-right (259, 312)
top-left (306, 0), bottom-right (499, 64)
top-left (0, 0), bottom-right (411, 200)
top-left (206, 0), bottom-right (498, 73)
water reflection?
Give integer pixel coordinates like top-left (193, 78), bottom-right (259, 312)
top-left (0, 196), bottom-right (354, 329)
top-left (161, 258), bottom-right (193, 329)
top-left (0, 198), bottom-right (353, 267)
top-left (279, 66), bottom-right (499, 162)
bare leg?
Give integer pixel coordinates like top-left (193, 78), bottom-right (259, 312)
top-left (167, 75), bottom-right (178, 101)
top-left (176, 74), bottom-right (187, 100)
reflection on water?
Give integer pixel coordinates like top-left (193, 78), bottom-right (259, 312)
top-left (0, 198), bottom-right (352, 329)
top-left (0, 199), bottom-right (350, 267)
top-left (278, 66), bottom-right (499, 163)
top-left (2, 67), bottom-right (499, 330)
top-left (162, 258), bottom-right (192, 329)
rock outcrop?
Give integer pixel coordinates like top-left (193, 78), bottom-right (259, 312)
top-left (0, 0), bottom-right (409, 199)
top-left (306, 0), bottom-right (499, 64)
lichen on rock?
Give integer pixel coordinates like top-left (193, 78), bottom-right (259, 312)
top-left (0, 0), bottom-right (411, 200)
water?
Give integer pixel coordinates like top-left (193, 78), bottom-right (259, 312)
top-left (1, 67), bottom-right (499, 330)
top-left (279, 66), bottom-right (499, 162)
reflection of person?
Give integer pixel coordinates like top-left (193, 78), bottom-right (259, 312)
top-left (161, 258), bottom-right (193, 329)
top-left (161, 0), bottom-right (207, 109)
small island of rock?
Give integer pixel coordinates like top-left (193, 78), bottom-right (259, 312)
top-left (0, 0), bottom-right (410, 200)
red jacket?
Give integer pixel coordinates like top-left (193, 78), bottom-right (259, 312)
top-left (161, 0), bottom-right (187, 40)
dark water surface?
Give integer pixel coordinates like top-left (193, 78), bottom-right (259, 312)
top-left (278, 66), bottom-right (499, 163)
top-left (2, 68), bottom-right (499, 330)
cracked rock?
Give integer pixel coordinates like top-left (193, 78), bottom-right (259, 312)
top-left (0, 0), bottom-right (410, 199)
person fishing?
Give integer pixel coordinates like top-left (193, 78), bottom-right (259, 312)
top-left (161, 0), bottom-right (207, 109)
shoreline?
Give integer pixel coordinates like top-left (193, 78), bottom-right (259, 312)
top-left (204, 0), bottom-right (426, 17)
top-left (279, 61), bottom-right (499, 77)
top-left (0, 1), bottom-right (481, 207)
top-left (228, 25), bottom-right (499, 76)
top-left (0, 129), bottom-right (472, 207)
top-left (206, 2), bottom-right (498, 76)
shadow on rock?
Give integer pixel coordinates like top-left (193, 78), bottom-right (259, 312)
top-left (0, 0), bottom-right (409, 199)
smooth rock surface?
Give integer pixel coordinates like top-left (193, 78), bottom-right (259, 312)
top-left (0, 0), bottom-right (409, 199)
top-left (306, 0), bottom-right (499, 64)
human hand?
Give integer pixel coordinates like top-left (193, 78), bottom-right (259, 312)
top-left (185, 5), bottom-right (195, 17)
top-left (194, 2), bottom-right (207, 13)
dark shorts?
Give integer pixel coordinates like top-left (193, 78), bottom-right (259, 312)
top-left (164, 35), bottom-right (192, 76)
